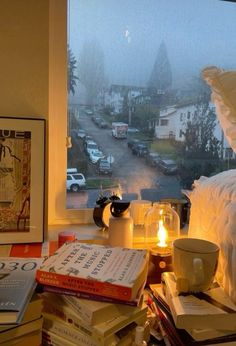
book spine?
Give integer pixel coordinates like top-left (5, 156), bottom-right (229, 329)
top-left (43, 329), bottom-right (78, 346)
top-left (43, 284), bottom-right (141, 307)
top-left (36, 269), bottom-right (132, 301)
top-left (43, 303), bottom-right (101, 341)
top-left (43, 297), bottom-right (147, 340)
top-left (43, 314), bottom-right (100, 346)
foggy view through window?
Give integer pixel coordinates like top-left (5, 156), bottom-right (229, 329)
top-left (67, 0), bottom-right (236, 209)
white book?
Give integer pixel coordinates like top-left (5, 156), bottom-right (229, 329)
top-left (42, 292), bottom-right (147, 338)
top-left (151, 284), bottom-right (236, 342)
top-left (36, 242), bottom-right (148, 302)
top-left (61, 293), bottom-right (144, 325)
top-left (161, 272), bottom-right (236, 330)
top-left (43, 311), bottom-right (145, 346)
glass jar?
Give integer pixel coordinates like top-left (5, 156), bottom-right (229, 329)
top-left (144, 202), bottom-right (180, 254)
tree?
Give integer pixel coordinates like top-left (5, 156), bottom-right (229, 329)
top-left (148, 41), bottom-right (172, 92)
top-left (67, 45), bottom-right (78, 95)
top-left (181, 102), bottom-right (220, 159)
top-left (178, 101), bottom-right (220, 188)
top-left (78, 39), bottom-right (105, 105)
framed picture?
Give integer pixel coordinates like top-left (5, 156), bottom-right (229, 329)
top-left (0, 117), bottom-right (45, 244)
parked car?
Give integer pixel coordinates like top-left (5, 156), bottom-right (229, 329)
top-left (85, 109), bottom-right (93, 115)
top-left (77, 129), bottom-right (86, 139)
top-left (132, 143), bottom-right (149, 157)
top-left (89, 150), bottom-right (105, 164)
top-left (99, 120), bottom-right (109, 129)
top-left (127, 127), bottom-right (139, 134)
top-left (85, 140), bottom-right (99, 156)
top-left (97, 159), bottom-right (112, 175)
top-left (145, 152), bottom-right (161, 166)
top-left (94, 116), bottom-right (102, 126)
top-left (83, 135), bottom-right (93, 147)
top-left (157, 159), bottom-right (178, 175)
top-left (127, 138), bottom-right (140, 149)
top-left (67, 173), bottom-right (86, 192)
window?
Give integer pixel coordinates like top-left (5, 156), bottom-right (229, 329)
top-left (64, 0), bottom-right (236, 219)
top-left (160, 119), bottom-right (168, 126)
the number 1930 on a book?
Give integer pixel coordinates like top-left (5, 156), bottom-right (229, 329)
top-left (0, 257), bottom-right (43, 324)
top-left (36, 242), bottom-right (149, 302)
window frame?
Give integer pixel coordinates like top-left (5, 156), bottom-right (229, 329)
top-left (48, 0), bottom-right (93, 226)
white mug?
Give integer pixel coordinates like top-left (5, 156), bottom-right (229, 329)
top-left (172, 237), bottom-right (219, 293)
top-left (130, 200), bottom-right (152, 226)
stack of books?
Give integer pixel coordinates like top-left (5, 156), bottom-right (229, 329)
top-left (0, 257), bottom-right (43, 346)
top-left (41, 292), bottom-right (148, 345)
top-left (150, 271), bottom-right (236, 345)
top-left (35, 242), bottom-right (150, 346)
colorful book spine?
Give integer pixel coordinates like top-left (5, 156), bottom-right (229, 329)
top-left (41, 283), bottom-right (144, 308)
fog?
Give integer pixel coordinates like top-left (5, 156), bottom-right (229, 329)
top-left (69, 0), bottom-right (236, 88)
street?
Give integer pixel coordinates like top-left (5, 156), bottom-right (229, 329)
top-left (67, 108), bottom-right (181, 208)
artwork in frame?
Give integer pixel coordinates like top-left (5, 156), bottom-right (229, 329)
top-left (0, 117), bottom-right (45, 244)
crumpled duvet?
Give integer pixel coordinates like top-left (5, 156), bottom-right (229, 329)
top-left (188, 169), bottom-right (236, 303)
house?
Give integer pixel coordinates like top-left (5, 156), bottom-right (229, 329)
top-left (154, 102), bottom-right (234, 159)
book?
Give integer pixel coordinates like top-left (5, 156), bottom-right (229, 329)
top-left (0, 329), bottom-right (42, 346)
top-left (41, 281), bottom-right (144, 307)
top-left (0, 293), bottom-right (42, 332)
top-left (161, 272), bottom-right (236, 331)
top-left (0, 316), bottom-right (43, 344)
top-left (41, 292), bottom-right (148, 339)
top-left (42, 290), bottom-right (145, 326)
top-left (149, 286), bottom-right (236, 346)
top-left (43, 329), bottom-right (77, 346)
top-left (42, 312), bottom-right (143, 346)
top-left (36, 242), bottom-right (148, 302)
top-left (150, 284), bottom-right (236, 342)
top-left (0, 257), bottom-right (43, 324)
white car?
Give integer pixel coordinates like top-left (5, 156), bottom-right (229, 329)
top-left (89, 150), bottom-right (105, 164)
top-left (85, 140), bottom-right (99, 156)
top-left (77, 129), bottom-right (86, 138)
top-left (67, 173), bottom-right (86, 192)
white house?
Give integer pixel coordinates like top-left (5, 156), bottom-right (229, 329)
top-left (154, 103), bottom-right (234, 159)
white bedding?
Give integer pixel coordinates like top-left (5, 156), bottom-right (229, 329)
top-left (188, 169), bottom-right (236, 303)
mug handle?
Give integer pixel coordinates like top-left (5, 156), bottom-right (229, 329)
top-left (193, 257), bottom-right (204, 285)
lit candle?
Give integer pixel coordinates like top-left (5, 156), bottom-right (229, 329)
top-left (157, 219), bottom-right (168, 248)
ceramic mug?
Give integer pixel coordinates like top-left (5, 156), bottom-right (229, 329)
top-left (172, 237), bottom-right (219, 293)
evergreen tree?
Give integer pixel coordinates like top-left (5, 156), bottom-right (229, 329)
top-left (78, 39), bottom-right (105, 105)
top-left (67, 45), bottom-right (78, 95)
top-left (148, 41), bottom-right (172, 92)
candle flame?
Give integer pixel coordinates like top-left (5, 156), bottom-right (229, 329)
top-left (157, 219), bottom-right (168, 247)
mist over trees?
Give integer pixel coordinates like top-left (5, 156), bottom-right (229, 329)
top-left (148, 41), bottom-right (172, 92)
top-left (78, 40), bottom-right (106, 105)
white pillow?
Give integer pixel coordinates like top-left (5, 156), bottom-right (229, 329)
top-left (188, 169), bottom-right (236, 302)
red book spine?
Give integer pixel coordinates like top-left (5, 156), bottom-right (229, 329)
top-left (36, 269), bottom-right (132, 301)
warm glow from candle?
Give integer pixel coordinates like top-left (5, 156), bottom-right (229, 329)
top-left (157, 219), bottom-right (168, 247)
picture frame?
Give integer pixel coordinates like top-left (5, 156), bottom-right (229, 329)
top-left (0, 116), bottom-right (45, 244)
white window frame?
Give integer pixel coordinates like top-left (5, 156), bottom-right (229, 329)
top-left (48, 0), bottom-right (93, 225)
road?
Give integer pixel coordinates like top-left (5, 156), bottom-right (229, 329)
top-left (67, 108), bottom-right (181, 208)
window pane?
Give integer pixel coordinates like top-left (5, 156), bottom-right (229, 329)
top-left (67, 0), bottom-right (236, 209)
